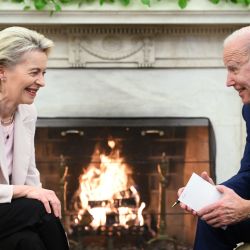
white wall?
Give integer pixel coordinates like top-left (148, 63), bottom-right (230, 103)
top-left (35, 68), bottom-right (244, 184)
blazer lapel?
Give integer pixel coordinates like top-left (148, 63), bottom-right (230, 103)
top-left (11, 107), bottom-right (32, 184)
top-left (0, 126), bottom-right (9, 183)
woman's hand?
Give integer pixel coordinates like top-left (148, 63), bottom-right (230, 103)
top-left (26, 187), bottom-right (61, 218)
top-left (13, 185), bottom-right (61, 218)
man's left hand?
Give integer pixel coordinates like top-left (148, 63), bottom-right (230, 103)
top-left (198, 185), bottom-right (250, 227)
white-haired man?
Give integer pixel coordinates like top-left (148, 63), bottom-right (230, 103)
top-left (179, 26), bottom-right (250, 249)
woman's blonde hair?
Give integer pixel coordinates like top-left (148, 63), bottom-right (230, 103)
top-left (0, 26), bottom-right (54, 67)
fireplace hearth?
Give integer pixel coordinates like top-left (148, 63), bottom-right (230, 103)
top-left (35, 117), bottom-right (214, 249)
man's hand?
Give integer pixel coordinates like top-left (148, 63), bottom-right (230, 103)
top-left (177, 187), bottom-right (197, 215)
top-left (177, 171), bottom-right (214, 215)
top-left (198, 185), bottom-right (250, 227)
top-left (200, 171), bottom-right (215, 185)
top-left (13, 185), bottom-right (61, 218)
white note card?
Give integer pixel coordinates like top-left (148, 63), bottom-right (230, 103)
top-left (178, 173), bottom-right (223, 211)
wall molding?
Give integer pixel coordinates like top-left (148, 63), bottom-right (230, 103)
top-left (0, 21), bottom-right (241, 68)
top-left (22, 24), bottom-right (238, 68)
top-left (0, 10), bottom-right (250, 25)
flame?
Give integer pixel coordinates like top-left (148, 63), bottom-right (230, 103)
top-left (76, 140), bottom-right (145, 229)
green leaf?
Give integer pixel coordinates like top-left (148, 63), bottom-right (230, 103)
top-left (120, 0), bottom-right (130, 5)
top-left (83, 0), bottom-right (96, 4)
top-left (12, 0), bottom-right (24, 3)
top-left (23, 5), bottom-right (31, 10)
top-left (235, 0), bottom-right (245, 3)
top-left (34, 0), bottom-right (47, 10)
top-left (141, 0), bottom-right (150, 6)
top-left (99, 0), bottom-right (104, 5)
top-left (59, 0), bottom-right (71, 3)
top-left (245, 0), bottom-right (250, 5)
top-left (54, 2), bottom-right (62, 10)
top-left (178, 0), bottom-right (188, 8)
top-left (209, 0), bottom-right (220, 4)
top-left (232, 0), bottom-right (245, 3)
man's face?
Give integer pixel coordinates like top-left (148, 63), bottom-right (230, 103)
top-left (223, 41), bottom-right (250, 104)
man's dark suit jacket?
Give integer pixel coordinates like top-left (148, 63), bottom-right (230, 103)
top-left (223, 104), bottom-right (250, 199)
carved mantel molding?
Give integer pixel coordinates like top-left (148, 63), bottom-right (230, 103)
top-left (0, 9), bottom-right (247, 69)
top-left (19, 24), bottom-right (238, 69)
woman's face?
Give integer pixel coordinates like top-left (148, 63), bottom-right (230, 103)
top-left (1, 50), bottom-right (48, 105)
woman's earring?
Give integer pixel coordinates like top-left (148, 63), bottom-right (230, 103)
top-left (0, 77), bottom-right (6, 82)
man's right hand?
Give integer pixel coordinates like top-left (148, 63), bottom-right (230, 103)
top-left (177, 171), bottom-right (215, 215)
top-left (200, 171), bottom-right (215, 185)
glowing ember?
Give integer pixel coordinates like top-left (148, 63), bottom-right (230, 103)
top-left (75, 140), bottom-right (145, 228)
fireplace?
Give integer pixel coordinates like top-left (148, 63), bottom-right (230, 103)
top-left (0, 4), bottom-right (247, 249)
top-left (1, 13), bottom-right (242, 250)
top-left (35, 117), bottom-right (214, 249)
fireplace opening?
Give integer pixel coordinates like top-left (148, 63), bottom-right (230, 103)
top-left (35, 117), bottom-right (215, 250)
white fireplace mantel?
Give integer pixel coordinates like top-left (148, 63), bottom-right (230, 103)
top-left (0, 3), bottom-right (247, 184)
top-left (0, 10), bottom-right (250, 25)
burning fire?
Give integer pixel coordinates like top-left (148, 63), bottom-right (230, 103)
top-left (75, 140), bottom-right (145, 229)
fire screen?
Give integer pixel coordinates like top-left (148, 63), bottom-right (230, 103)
top-left (35, 117), bottom-right (214, 250)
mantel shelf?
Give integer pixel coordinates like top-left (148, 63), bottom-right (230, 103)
top-left (0, 10), bottom-right (250, 25)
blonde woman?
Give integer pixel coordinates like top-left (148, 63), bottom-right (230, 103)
top-left (0, 27), bottom-right (69, 250)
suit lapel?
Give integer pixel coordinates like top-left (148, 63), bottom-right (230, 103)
top-left (0, 126), bottom-right (9, 183)
top-left (11, 107), bottom-right (31, 184)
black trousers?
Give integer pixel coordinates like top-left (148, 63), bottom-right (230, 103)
top-left (0, 198), bottom-right (69, 250)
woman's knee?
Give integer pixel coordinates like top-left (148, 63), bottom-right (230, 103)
top-left (13, 198), bottom-right (46, 218)
top-left (11, 198), bottom-right (46, 226)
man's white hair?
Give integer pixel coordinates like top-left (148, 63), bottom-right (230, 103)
top-left (224, 26), bottom-right (250, 47)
